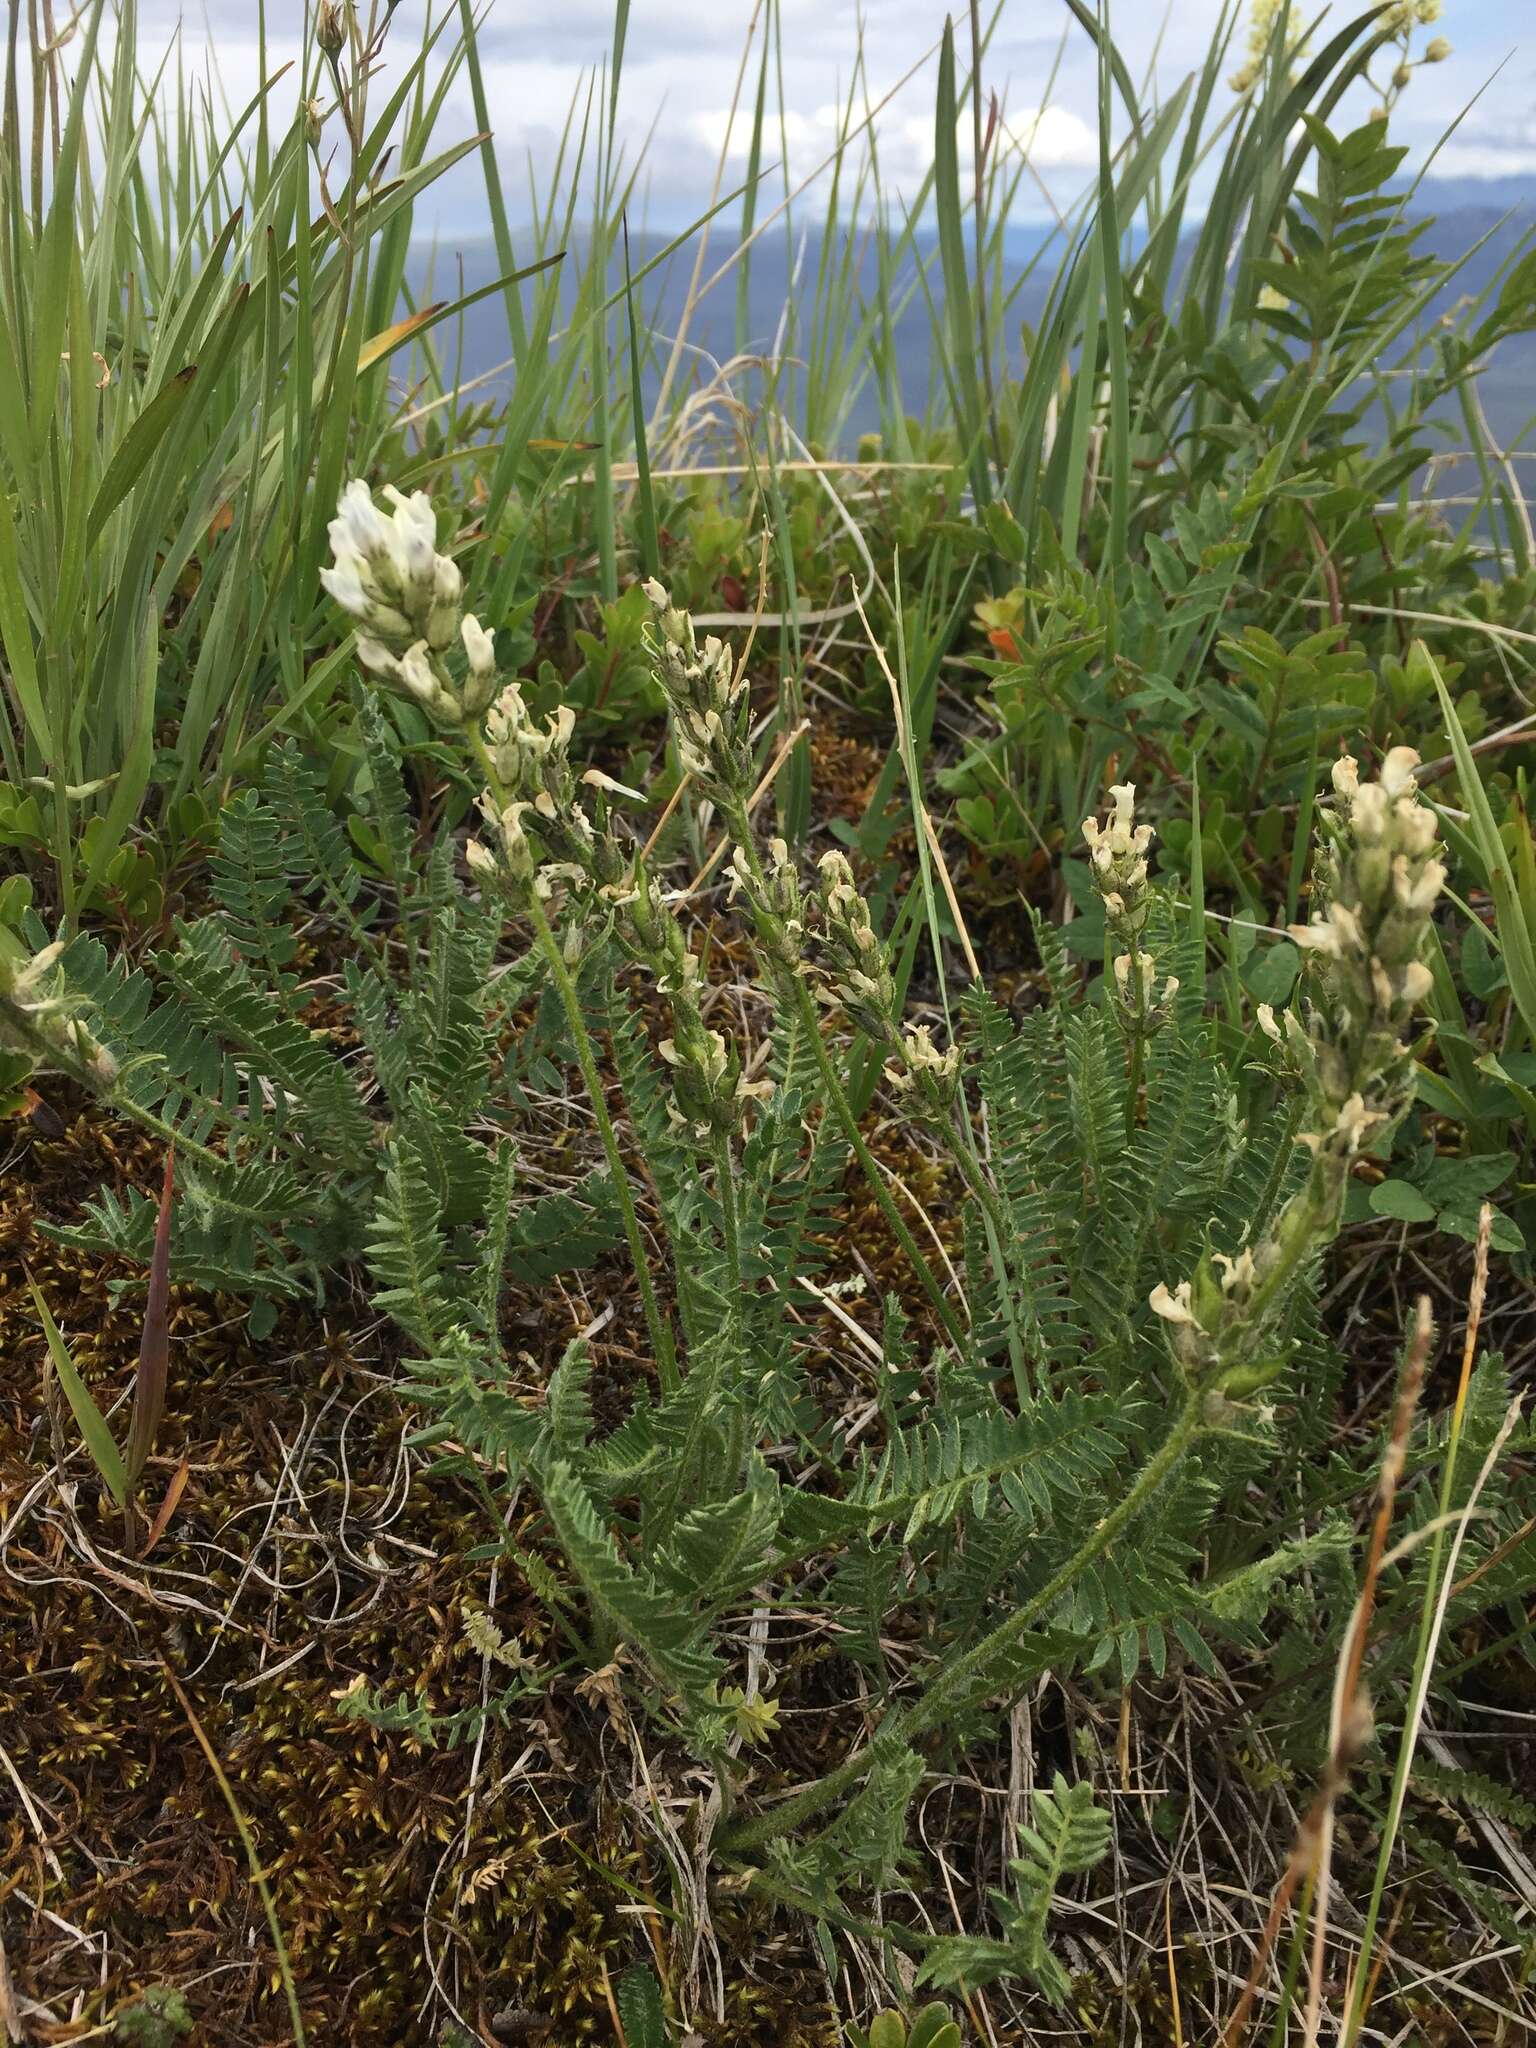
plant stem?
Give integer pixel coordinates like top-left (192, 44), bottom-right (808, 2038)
top-left (712, 1127), bottom-right (750, 1481)
top-left (524, 890), bottom-right (679, 1393)
top-left (713, 1129), bottom-right (742, 1291)
top-left (724, 1384), bottom-right (1206, 1852)
top-left (722, 805), bottom-right (971, 1358)
top-left (1125, 1001), bottom-right (1147, 1140)
top-left (793, 975), bottom-right (970, 1358)
top-left (939, 1116), bottom-right (1012, 1258)
top-left (467, 725), bottom-right (678, 1388)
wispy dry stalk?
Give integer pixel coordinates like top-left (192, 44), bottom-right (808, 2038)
top-left (1220, 1296), bottom-right (1432, 2048)
top-left (1341, 1204), bottom-right (1522, 2048)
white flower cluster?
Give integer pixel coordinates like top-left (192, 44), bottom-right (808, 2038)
top-left (1, 941), bottom-right (118, 1088)
top-left (1114, 951), bottom-right (1180, 1025)
top-left (1149, 1246), bottom-right (1273, 1390)
top-left (1083, 782), bottom-right (1153, 941)
top-left (807, 852), bottom-right (964, 1117)
top-left (884, 1022), bottom-right (963, 1119)
top-left (1277, 747), bottom-right (1444, 1159)
top-left (616, 865), bottom-right (773, 1146)
top-left (323, 481), bottom-right (635, 899)
top-left (815, 851), bottom-right (899, 1046)
top-left (658, 1015), bottom-right (773, 1146)
top-left (725, 837), bottom-right (806, 970)
top-left (1085, 784), bottom-right (1176, 1036)
top-left (1232, 0), bottom-right (1447, 98)
top-left (1229, 0), bottom-right (1311, 94)
top-left (321, 480), bottom-right (496, 730)
top-left (1147, 748), bottom-right (1445, 1400)
top-left (1378, 0), bottom-right (1441, 29)
top-left (642, 580), bottom-right (753, 802)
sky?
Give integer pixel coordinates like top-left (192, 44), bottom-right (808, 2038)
top-left (138, 0), bottom-right (1536, 232)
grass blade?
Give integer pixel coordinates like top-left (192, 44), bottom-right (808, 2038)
top-left (29, 1274), bottom-right (128, 1507)
top-left (125, 1149), bottom-right (176, 1493)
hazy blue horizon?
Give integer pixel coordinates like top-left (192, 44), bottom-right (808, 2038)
top-left (401, 185), bottom-right (1536, 459)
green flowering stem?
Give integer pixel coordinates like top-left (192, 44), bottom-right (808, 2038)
top-left (712, 1127), bottom-right (750, 1480)
top-left (723, 1383), bottom-right (1207, 1854)
top-left (935, 1113), bottom-right (1013, 1260)
top-left (721, 808), bottom-right (971, 1359)
top-left (799, 1000), bottom-right (971, 1357)
top-left (712, 1130), bottom-right (743, 1294)
top-left (1125, 978), bottom-right (1148, 1139)
top-left (522, 889), bottom-right (679, 1394)
top-left (465, 726), bottom-right (679, 1392)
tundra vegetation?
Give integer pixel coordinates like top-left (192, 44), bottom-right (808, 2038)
top-left (1, 0), bottom-right (1535, 2042)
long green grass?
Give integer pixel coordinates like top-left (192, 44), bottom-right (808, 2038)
top-left (4, 4), bottom-right (1536, 2031)
top-left (3, 0), bottom-right (1529, 913)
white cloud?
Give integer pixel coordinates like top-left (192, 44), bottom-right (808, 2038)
top-left (688, 94), bottom-right (1096, 201)
top-left (1427, 143), bottom-right (1536, 178)
top-left (58, 0), bottom-right (1536, 233)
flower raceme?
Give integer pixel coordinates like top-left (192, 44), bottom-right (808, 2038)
top-left (1149, 749), bottom-right (1445, 1398)
top-left (809, 851), bottom-right (967, 1120)
top-left (0, 941), bottom-right (118, 1087)
top-left (642, 579), bottom-right (752, 803)
top-left (1230, 0), bottom-right (1447, 96)
top-left (323, 485), bottom-right (766, 1145)
top-left (1082, 782), bottom-right (1152, 943)
top-left (724, 838), bottom-right (805, 970)
top-left (1084, 783), bottom-right (1177, 1041)
top-left (321, 479), bottom-right (495, 730)
top-left (1281, 746), bottom-right (1445, 1160)
top-left (323, 479), bottom-right (642, 895)
top-left (814, 851), bottom-right (901, 1047)
top-left (884, 1024), bottom-right (963, 1121)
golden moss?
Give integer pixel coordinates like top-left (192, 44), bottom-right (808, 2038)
top-left (0, 1099), bottom-right (841, 2045)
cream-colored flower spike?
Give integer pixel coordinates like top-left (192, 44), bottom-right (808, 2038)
top-left (1084, 782), bottom-right (1154, 945)
top-left (322, 479), bottom-right (494, 729)
top-left (1287, 748), bottom-right (1445, 1064)
top-left (1148, 743), bottom-right (1445, 1406)
top-left (815, 851), bottom-right (899, 1046)
top-left (884, 1022), bottom-right (963, 1121)
top-left (642, 580), bottom-right (752, 803)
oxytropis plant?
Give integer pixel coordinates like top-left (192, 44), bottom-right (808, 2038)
top-left (310, 483), bottom-right (1454, 1903)
top-left (0, 475), bottom-right (1464, 2016)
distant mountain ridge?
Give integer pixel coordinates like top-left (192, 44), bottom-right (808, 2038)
top-left (412, 175), bottom-right (1536, 451)
top-left (1394, 172), bottom-right (1536, 215)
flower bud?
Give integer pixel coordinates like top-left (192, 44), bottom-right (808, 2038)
top-left (815, 851), bottom-right (898, 1044)
top-left (317, 1), bottom-right (346, 54)
top-left (462, 614), bottom-right (496, 680)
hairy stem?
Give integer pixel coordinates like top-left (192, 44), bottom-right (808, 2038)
top-left (524, 890), bottom-right (679, 1393)
top-left (723, 805), bottom-right (971, 1358)
top-left (468, 726), bottom-right (678, 1387)
top-left (713, 1127), bottom-right (750, 1481)
top-left (724, 1384), bottom-right (1206, 1852)
top-left (1125, 989), bottom-right (1147, 1140)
